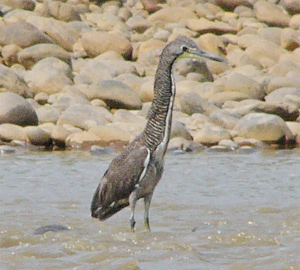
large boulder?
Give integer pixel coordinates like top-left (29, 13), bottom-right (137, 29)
top-left (0, 92), bottom-right (38, 126)
top-left (0, 21), bottom-right (53, 48)
top-left (234, 112), bottom-right (293, 142)
top-left (0, 64), bottom-right (33, 98)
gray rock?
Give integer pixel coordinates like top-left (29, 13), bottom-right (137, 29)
top-left (18, 44), bottom-right (71, 69)
top-left (209, 109), bottom-right (241, 130)
top-left (51, 125), bottom-right (71, 148)
top-left (35, 105), bottom-right (60, 124)
top-left (171, 120), bottom-right (193, 141)
top-left (33, 224), bottom-right (70, 235)
top-left (0, 92), bottom-right (38, 126)
top-left (234, 112), bottom-right (293, 142)
top-left (83, 80), bottom-right (142, 110)
top-left (57, 104), bottom-right (112, 130)
top-left (25, 58), bottom-right (73, 95)
top-left (46, 1), bottom-right (80, 22)
top-left (0, 145), bottom-right (17, 154)
top-left (180, 92), bottom-right (220, 116)
top-left (0, 21), bottom-right (53, 48)
top-left (0, 64), bottom-right (33, 98)
top-left (2, 44), bottom-right (22, 66)
top-left (266, 76), bottom-right (300, 94)
top-left (25, 126), bottom-right (52, 146)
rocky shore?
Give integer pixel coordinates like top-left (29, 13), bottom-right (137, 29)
top-left (0, 0), bottom-right (300, 153)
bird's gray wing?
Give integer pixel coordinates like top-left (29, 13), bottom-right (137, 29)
top-left (91, 141), bottom-right (150, 219)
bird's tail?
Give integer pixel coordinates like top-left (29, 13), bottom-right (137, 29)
top-left (91, 185), bottom-right (129, 220)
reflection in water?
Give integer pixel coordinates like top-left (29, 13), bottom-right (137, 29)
top-left (0, 150), bottom-right (299, 269)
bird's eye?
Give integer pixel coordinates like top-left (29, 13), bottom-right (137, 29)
top-left (181, 45), bottom-right (188, 52)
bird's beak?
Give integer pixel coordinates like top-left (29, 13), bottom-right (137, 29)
top-left (180, 48), bottom-right (225, 62)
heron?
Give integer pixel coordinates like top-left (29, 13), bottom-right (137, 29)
top-left (91, 36), bottom-right (224, 232)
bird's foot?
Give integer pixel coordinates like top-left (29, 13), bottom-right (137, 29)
top-left (130, 218), bottom-right (136, 233)
top-left (144, 217), bottom-right (151, 232)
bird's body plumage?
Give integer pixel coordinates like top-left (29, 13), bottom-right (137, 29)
top-left (91, 36), bottom-right (224, 231)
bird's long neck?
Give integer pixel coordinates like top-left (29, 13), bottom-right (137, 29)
top-left (142, 54), bottom-right (176, 156)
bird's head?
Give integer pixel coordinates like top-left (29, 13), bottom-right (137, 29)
top-left (166, 36), bottom-right (225, 63)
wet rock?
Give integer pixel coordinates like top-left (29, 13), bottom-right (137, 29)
top-left (254, 1), bottom-right (290, 27)
top-left (84, 80), bottom-right (142, 110)
top-left (18, 44), bottom-right (71, 69)
top-left (0, 123), bottom-right (27, 142)
top-left (234, 112), bottom-right (293, 142)
top-left (33, 224), bottom-right (70, 235)
top-left (57, 104), bottom-right (112, 130)
top-left (0, 64), bottom-right (33, 98)
top-left (81, 32), bottom-right (132, 59)
top-left (0, 92), bottom-right (38, 126)
top-left (180, 92), bottom-right (220, 116)
top-left (25, 126), bottom-right (52, 146)
top-left (265, 87), bottom-right (300, 103)
top-left (25, 57), bottom-right (73, 95)
top-left (148, 7), bottom-right (197, 23)
top-left (51, 125), bottom-right (71, 148)
top-left (0, 145), bottom-right (17, 154)
top-left (89, 125), bottom-right (132, 142)
top-left (223, 73), bottom-right (265, 100)
top-left (26, 16), bottom-right (80, 52)
top-left (0, 21), bottom-right (53, 48)
top-left (193, 123), bottom-right (231, 144)
top-left (2, 44), bottom-right (22, 66)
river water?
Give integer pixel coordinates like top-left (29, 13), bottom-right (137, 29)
top-left (0, 149), bottom-right (299, 270)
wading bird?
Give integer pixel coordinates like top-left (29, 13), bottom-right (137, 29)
top-left (91, 36), bottom-right (224, 232)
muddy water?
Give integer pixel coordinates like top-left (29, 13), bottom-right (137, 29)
top-left (0, 150), bottom-right (299, 270)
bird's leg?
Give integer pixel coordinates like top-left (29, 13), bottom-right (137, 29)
top-left (129, 189), bottom-right (139, 232)
top-left (144, 193), bottom-right (153, 232)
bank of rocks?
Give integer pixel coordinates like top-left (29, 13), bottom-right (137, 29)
top-left (0, 0), bottom-right (300, 153)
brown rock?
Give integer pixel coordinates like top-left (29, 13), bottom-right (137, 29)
top-left (0, 123), bottom-right (27, 142)
top-left (81, 32), bottom-right (132, 59)
top-left (194, 123), bottom-right (231, 144)
top-left (215, 0), bottom-right (252, 10)
top-left (89, 125), bottom-right (132, 142)
top-left (280, 28), bottom-right (300, 51)
top-left (148, 7), bottom-right (197, 23)
top-left (280, 0), bottom-right (300, 15)
top-left (46, 1), bottom-right (80, 22)
top-left (2, 44), bottom-right (22, 66)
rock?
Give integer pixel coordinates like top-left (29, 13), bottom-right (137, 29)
top-left (286, 121), bottom-right (300, 136)
top-left (115, 74), bottom-right (145, 95)
top-left (171, 120), bottom-right (192, 140)
top-left (218, 139), bottom-right (239, 149)
top-left (254, 1), bottom-right (290, 27)
top-left (234, 137), bottom-right (265, 148)
top-left (266, 76), bottom-right (300, 94)
top-left (148, 7), bottom-right (197, 23)
top-left (35, 105), bottom-right (60, 124)
top-left (234, 112), bottom-right (293, 142)
top-left (57, 104), bottom-right (112, 130)
top-left (186, 18), bottom-right (237, 35)
top-left (33, 224), bottom-right (70, 235)
top-left (51, 125), bottom-right (71, 148)
top-left (142, 0), bottom-right (164, 13)
top-left (6, 0), bottom-right (36, 10)
top-left (34, 92), bottom-right (48, 105)
top-left (0, 92), bottom-right (38, 126)
top-left (193, 123), bottom-right (231, 144)
top-left (223, 72), bottom-right (265, 100)
top-left (245, 39), bottom-right (286, 64)
top-left (113, 109), bottom-right (145, 124)
top-left (126, 15), bottom-right (152, 33)
top-left (2, 44), bottom-right (22, 66)
top-left (0, 64), bottom-right (33, 98)
top-left (25, 126), bottom-right (52, 146)
top-left (265, 87), bottom-right (300, 103)
top-left (280, 28), bottom-right (300, 51)
top-left (0, 123), bottom-right (27, 142)
top-left (46, 1), bottom-right (80, 22)
top-left (24, 58), bottom-right (73, 95)
top-left (0, 21), bottom-right (53, 48)
top-left (215, 0), bottom-right (252, 10)
top-left (65, 131), bottom-right (101, 148)
top-left (258, 27), bottom-right (282, 45)
top-left (167, 137), bottom-right (199, 152)
top-left (279, 0), bottom-right (300, 15)
top-left (208, 91), bottom-right (250, 104)
top-left (83, 80), bottom-right (142, 110)
top-left (0, 145), bottom-right (17, 154)
top-left (209, 109), bottom-right (241, 130)
top-left (81, 32), bottom-right (132, 59)
top-left (180, 93), bottom-right (220, 116)
top-left (139, 78), bottom-right (154, 102)
top-left (89, 125), bottom-right (132, 142)
top-left (18, 44), bottom-right (71, 69)
top-left (289, 14), bottom-right (300, 29)
top-left (26, 16), bottom-right (80, 52)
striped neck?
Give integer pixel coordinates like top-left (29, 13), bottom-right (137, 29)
top-left (142, 54), bottom-right (176, 154)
